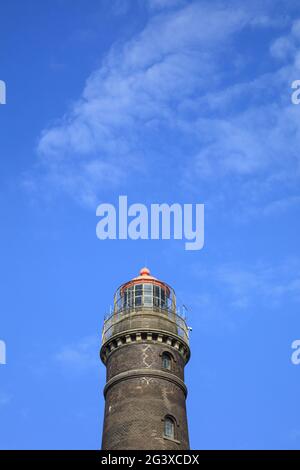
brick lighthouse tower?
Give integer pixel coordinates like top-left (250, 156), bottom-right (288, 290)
top-left (100, 267), bottom-right (190, 450)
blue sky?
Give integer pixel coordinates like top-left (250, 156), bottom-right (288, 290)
top-left (0, 0), bottom-right (300, 450)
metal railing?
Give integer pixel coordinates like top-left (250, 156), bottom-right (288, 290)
top-left (102, 305), bottom-right (189, 345)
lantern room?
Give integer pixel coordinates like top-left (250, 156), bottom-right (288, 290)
top-left (102, 267), bottom-right (189, 347)
top-left (113, 267), bottom-right (176, 313)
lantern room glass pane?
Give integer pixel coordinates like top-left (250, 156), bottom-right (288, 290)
top-left (144, 296), bottom-right (153, 306)
top-left (123, 287), bottom-right (134, 308)
top-left (121, 282), bottom-right (171, 311)
top-left (144, 284), bottom-right (152, 295)
top-left (135, 284), bottom-right (143, 295)
top-left (161, 288), bottom-right (166, 307)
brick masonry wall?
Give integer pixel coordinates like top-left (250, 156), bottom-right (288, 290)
top-left (102, 376), bottom-right (189, 450)
top-left (101, 341), bottom-right (189, 450)
top-left (106, 342), bottom-right (185, 382)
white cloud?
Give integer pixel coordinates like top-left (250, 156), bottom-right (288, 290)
top-left (182, 31), bottom-right (300, 217)
top-left (186, 258), bottom-right (300, 333)
top-left (31, 0), bottom-right (300, 214)
top-left (33, 0), bottom-right (276, 207)
top-left (0, 392), bottom-right (11, 407)
top-left (260, 195), bottom-right (300, 216)
top-left (147, 0), bottom-right (185, 10)
top-left (270, 36), bottom-right (295, 60)
top-left (270, 18), bottom-right (300, 60)
top-left (55, 336), bottom-right (99, 373)
top-left (193, 259), bottom-right (300, 312)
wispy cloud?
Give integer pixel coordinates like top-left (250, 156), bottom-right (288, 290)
top-left (146, 0), bottom-right (186, 11)
top-left (215, 261), bottom-right (300, 307)
top-left (0, 392), bottom-right (11, 407)
top-left (54, 336), bottom-right (99, 374)
top-left (183, 46), bottom-right (300, 216)
top-left (270, 18), bottom-right (300, 60)
top-left (189, 259), bottom-right (300, 330)
top-left (28, 0), bottom-right (296, 210)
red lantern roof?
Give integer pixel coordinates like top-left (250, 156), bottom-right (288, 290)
top-left (120, 267), bottom-right (170, 295)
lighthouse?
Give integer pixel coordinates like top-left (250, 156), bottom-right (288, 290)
top-left (100, 268), bottom-right (190, 450)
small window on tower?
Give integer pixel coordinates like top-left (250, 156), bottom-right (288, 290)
top-left (162, 352), bottom-right (172, 370)
top-left (164, 416), bottom-right (175, 439)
